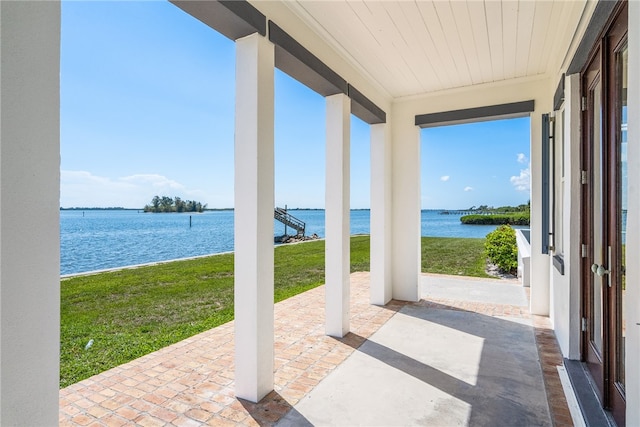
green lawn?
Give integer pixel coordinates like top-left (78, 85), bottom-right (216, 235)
top-left (421, 237), bottom-right (491, 278)
top-left (61, 235), bottom-right (486, 387)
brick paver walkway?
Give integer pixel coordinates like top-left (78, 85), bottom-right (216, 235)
top-left (60, 272), bottom-right (572, 426)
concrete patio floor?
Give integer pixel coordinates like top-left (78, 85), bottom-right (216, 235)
top-left (60, 272), bottom-right (572, 426)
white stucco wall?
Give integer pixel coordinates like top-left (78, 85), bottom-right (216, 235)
top-left (565, 73), bottom-right (583, 360)
top-left (0, 1), bottom-right (61, 424)
top-left (550, 73), bottom-right (582, 359)
top-left (625, 1), bottom-right (640, 424)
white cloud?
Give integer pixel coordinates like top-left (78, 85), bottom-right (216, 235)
top-left (61, 170), bottom-right (212, 208)
top-left (510, 165), bottom-right (531, 192)
top-left (517, 153), bottom-right (528, 164)
top-left (120, 174), bottom-right (186, 191)
top-left (440, 175), bottom-right (450, 182)
top-left (464, 186), bottom-right (473, 192)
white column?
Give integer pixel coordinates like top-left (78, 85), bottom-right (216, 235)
top-left (625, 2), bottom-right (640, 424)
top-left (325, 93), bottom-right (350, 337)
top-left (234, 33), bottom-right (274, 403)
top-left (0, 2), bottom-right (60, 425)
top-left (370, 122), bottom-right (392, 305)
top-left (390, 110), bottom-right (421, 302)
top-left (530, 111), bottom-right (551, 315)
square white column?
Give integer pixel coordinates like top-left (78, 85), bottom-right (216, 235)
top-left (234, 33), bottom-right (274, 403)
top-left (325, 93), bottom-right (350, 337)
top-left (370, 123), bottom-right (392, 305)
top-left (1, 2), bottom-right (61, 424)
top-left (390, 115), bottom-right (421, 302)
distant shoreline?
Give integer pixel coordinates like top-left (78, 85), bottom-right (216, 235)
top-left (60, 207), bottom-right (236, 211)
top-left (60, 207), bottom-right (133, 211)
top-left (60, 207), bottom-right (358, 211)
top-left (60, 207), bottom-right (482, 212)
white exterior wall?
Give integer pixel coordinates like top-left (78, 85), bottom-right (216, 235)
top-left (625, 1), bottom-right (640, 424)
top-left (548, 74), bottom-right (580, 357)
top-left (0, 1), bottom-right (61, 424)
top-left (565, 73), bottom-right (583, 359)
top-left (370, 122), bottom-right (393, 305)
top-left (233, 33), bottom-right (275, 403)
top-left (549, 73), bottom-right (582, 359)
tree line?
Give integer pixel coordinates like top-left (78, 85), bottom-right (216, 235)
top-left (467, 201), bottom-right (530, 213)
top-left (143, 196), bottom-right (207, 213)
top-left (461, 201), bottom-right (530, 225)
top-left (460, 213), bottom-right (530, 226)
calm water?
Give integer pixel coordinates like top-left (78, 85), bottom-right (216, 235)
top-left (60, 209), bottom-right (520, 275)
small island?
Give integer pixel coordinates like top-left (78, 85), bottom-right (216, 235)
top-left (143, 196), bottom-right (207, 213)
top-left (460, 202), bottom-right (530, 226)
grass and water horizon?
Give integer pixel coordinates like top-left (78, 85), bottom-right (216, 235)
top-left (61, 208), bottom-right (521, 275)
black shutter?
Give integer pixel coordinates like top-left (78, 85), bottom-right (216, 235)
top-left (541, 114), bottom-right (550, 254)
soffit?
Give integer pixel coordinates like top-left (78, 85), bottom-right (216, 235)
top-left (282, 0), bottom-right (589, 100)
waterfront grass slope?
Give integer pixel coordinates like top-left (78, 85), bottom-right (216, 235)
top-left (61, 235), bottom-right (489, 388)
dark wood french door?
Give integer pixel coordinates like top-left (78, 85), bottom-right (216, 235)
top-left (581, 3), bottom-right (627, 426)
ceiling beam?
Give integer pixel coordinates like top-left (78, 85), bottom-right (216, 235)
top-left (170, 0), bottom-right (387, 124)
top-left (170, 0), bottom-right (266, 40)
top-left (348, 85), bottom-right (386, 124)
top-left (415, 100), bottom-right (535, 128)
top-left (269, 21), bottom-right (347, 97)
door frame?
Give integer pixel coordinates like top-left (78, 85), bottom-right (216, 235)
top-left (604, 7), bottom-right (628, 425)
top-left (581, 46), bottom-right (605, 398)
top-left (580, 2), bottom-right (628, 426)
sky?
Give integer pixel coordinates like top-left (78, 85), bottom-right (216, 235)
top-left (61, 1), bottom-right (530, 210)
top-left (421, 118), bottom-right (531, 210)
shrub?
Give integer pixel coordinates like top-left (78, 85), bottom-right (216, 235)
top-left (484, 225), bottom-right (518, 274)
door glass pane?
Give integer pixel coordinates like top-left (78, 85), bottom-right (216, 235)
top-left (618, 45), bottom-right (628, 386)
top-left (591, 80), bottom-right (604, 355)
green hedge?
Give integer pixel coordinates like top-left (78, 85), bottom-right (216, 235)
top-left (484, 225), bottom-right (518, 274)
top-left (461, 213), bottom-right (530, 225)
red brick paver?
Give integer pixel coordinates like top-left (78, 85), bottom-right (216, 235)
top-left (533, 315), bottom-right (575, 427)
top-left (60, 273), bottom-right (401, 426)
top-left (60, 272), bottom-right (571, 426)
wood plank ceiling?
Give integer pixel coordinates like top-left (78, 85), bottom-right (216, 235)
top-left (283, 1), bottom-right (588, 99)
